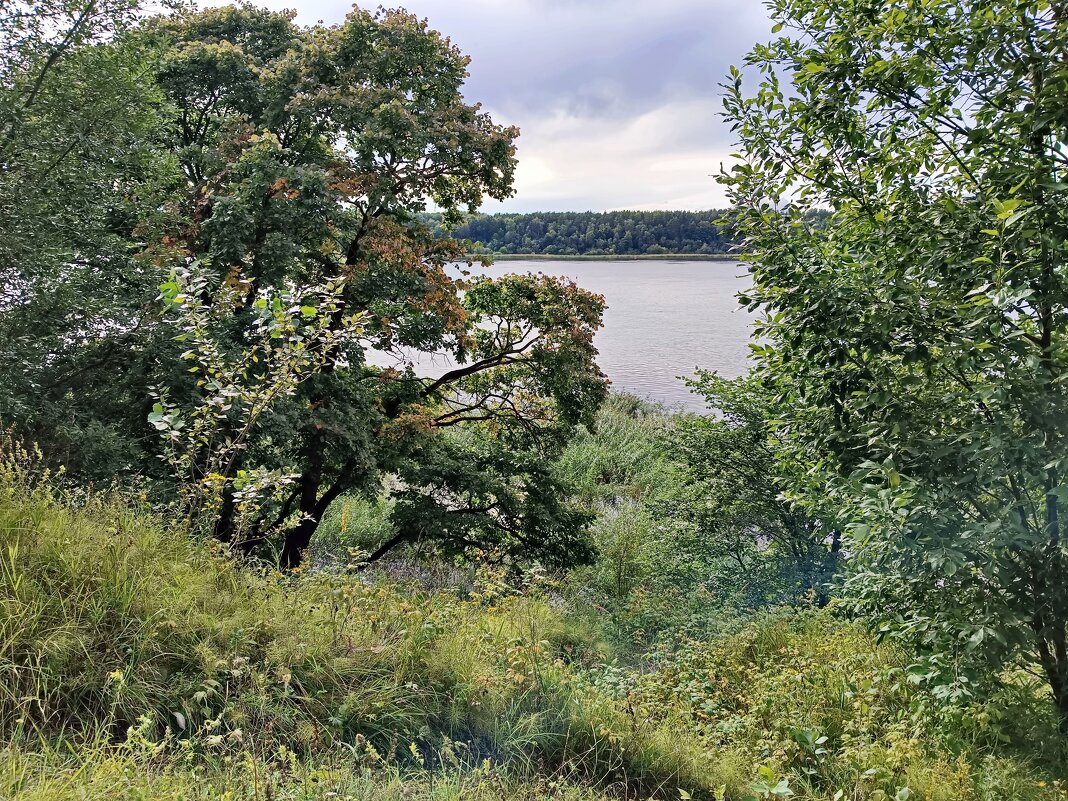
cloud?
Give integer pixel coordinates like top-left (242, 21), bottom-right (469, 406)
top-left (201, 0), bottom-right (773, 210)
top-left (490, 97), bottom-right (735, 212)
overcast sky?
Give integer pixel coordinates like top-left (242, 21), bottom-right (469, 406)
top-left (212, 1), bottom-right (773, 212)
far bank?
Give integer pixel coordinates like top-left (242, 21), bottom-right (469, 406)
top-left (476, 252), bottom-right (737, 262)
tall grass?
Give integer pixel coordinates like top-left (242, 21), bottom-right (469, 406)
top-left (0, 479), bottom-right (738, 798)
top-left (554, 393), bottom-right (678, 505)
top-left (0, 459), bottom-right (1065, 799)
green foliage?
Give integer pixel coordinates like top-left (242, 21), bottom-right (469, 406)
top-left (149, 267), bottom-right (365, 537)
top-left (622, 609), bottom-right (1066, 801)
top-left (420, 209), bottom-right (736, 256)
top-left (660, 373), bottom-right (839, 607)
top-left (0, 0), bottom-right (167, 480)
top-left (137, 6), bottom-right (605, 568)
top-left (0, 3), bottom-right (609, 569)
top-left (311, 492), bottom-right (396, 563)
top-left (554, 393), bottom-right (677, 504)
top-left (0, 751), bottom-right (624, 801)
top-left (723, 0), bottom-right (1068, 723)
top-left (0, 479), bottom-right (728, 799)
top-left (557, 390), bottom-right (837, 643)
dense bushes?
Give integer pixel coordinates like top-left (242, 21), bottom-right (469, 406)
top-left (625, 613), bottom-right (1067, 800)
top-left (557, 392), bottom-right (834, 645)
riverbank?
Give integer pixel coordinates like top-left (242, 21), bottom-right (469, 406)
top-left (478, 252), bottom-right (738, 262)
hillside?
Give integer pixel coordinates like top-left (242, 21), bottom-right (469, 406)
top-left (1, 399), bottom-right (1065, 800)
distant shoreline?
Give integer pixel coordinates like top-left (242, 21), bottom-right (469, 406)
top-left (471, 252), bottom-right (739, 262)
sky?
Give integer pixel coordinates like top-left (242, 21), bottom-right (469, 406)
top-left (210, 1), bottom-right (774, 212)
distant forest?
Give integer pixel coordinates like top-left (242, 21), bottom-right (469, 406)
top-left (420, 210), bottom-right (736, 255)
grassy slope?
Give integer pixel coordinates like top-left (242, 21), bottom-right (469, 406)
top-left (0, 458), bottom-right (1065, 798)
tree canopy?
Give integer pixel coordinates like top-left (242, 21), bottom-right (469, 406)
top-left (724, 0), bottom-right (1068, 724)
top-left (0, 3), bottom-right (608, 569)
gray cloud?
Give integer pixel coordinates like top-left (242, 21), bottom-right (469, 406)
top-left (204, 0), bottom-right (773, 211)
top-left (407, 1), bottom-right (769, 121)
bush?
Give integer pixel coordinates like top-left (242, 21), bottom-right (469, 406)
top-left (617, 609), bottom-right (1067, 800)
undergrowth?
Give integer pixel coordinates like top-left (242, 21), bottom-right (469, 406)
top-left (0, 475), bottom-right (1065, 799)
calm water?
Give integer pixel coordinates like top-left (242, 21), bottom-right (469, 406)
top-left (516, 260), bottom-right (755, 411)
top-left (377, 259), bottom-right (756, 412)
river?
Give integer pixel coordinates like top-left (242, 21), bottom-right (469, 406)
top-left (377, 259), bottom-right (757, 412)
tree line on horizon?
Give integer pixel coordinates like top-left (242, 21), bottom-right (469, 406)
top-left (419, 209), bottom-right (738, 255)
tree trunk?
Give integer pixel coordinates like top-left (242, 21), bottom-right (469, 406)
top-left (273, 442), bottom-right (358, 569)
top-left (1056, 676), bottom-right (1068, 736)
top-left (814, 528), bottom-right (841, 609)
top-left (279, 516), bottom-right (318, 570)
top-left (1036, 628), bottom-right (1068, 734)
top-left (212, 489), bottom-right (236, 543)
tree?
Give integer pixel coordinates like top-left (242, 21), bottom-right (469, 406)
top-left (0, 5), bottom-right (608, 569)
top-left (145, 5), bottom-right (611, 569)
top-left (723, 0), bottom-right (1068, 723)
top-left (0, 0), bottom-right (164, 477)
top-left (661, 373), bottom-right (839, 607)
top-left (0, 0), bottom-right (141, 160)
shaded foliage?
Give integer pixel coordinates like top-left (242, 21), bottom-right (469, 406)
top-left (723, 0), bottom-right (1068, 724)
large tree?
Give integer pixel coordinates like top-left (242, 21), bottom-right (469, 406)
top-left (1, 4), bottom-right (607, 569)
top-left (724, 0), bottom-right (1068, 724)
top-left (0, 0), bottom-right (164, 473)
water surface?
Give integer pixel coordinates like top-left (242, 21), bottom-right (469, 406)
top-left (378, 259), bottom-right (756, 412)
top-left (515, 259), bottom-right (755, 411)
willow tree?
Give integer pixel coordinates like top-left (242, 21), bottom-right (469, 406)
top-left (724, 0), bottom-right (1068, 724)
